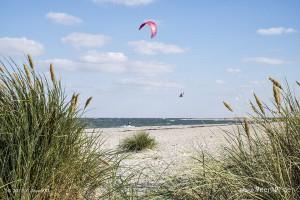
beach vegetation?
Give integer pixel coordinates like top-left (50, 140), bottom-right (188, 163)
top-left (0, 56), bottom-right (130, 199)
top-left (149, 78), bottom-right (300, 199)
top-left (120, 131), bottom-right (157, 152)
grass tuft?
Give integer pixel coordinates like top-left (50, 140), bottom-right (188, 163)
top-left (120, 131), bottom-right (157, 152)
top-left (0, 55), bottom-right (129, 199)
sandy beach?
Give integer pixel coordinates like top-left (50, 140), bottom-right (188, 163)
top-left (86, 124), bottom-right (237, 181)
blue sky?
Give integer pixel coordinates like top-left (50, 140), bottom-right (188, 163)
top-left (1, 0), bottom-right (299, 118)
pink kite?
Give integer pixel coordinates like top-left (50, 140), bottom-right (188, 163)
top-left (139, 20), bottom-right (157, 38)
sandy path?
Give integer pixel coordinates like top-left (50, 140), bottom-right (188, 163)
top-left (86, 124), bottom-right (237, 182)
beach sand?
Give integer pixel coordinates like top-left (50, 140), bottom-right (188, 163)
top-left (86, 124), bottom-right (237, 183)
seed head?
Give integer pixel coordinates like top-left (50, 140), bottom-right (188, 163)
top-left (70, 93), bottom-right (77, 112)
top-left (23, 64), bottom-right (31, 82)
top-left (273, 84), bottom-right (281, 112)
top-left (27, 54), bottom-right (34, 69)
top-left (74, 93), bottom-right (79, 107)
top-left (84, 97), bottom-right (93, 110)
top-left (243, 118), bottom-right (250, 140)
top-left (253, 93), bottom-right (265, 114)
top-left (50, 63), bottom-right (55, 82)
top-left (269, 77), bottom-right (282, 89)
top-left (223, 101), bottom-right (233, 112)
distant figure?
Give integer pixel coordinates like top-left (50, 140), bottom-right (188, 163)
top-left (179, 92), bottom-right (184, 98)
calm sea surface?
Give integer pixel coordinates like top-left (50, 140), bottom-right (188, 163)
top-left (82, 118), bottom-right (237, 128)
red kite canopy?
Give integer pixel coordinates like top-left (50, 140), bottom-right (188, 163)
top-left (139, 20), bottom-right (157, 38)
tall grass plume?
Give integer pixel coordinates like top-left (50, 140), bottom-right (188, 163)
top-left (0, 55), bottom-right (128, 199)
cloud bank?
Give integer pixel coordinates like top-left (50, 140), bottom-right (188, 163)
top-left (243, 57), bottom-right (288, 65)
top-left (129, 40), bottom-right (186, 55)
top-left (46, 12), bottom-right (82, 25)
top-left (257, 27), bottom-right (296, 35)
top-left (0, 37), bottom-right (44, 56)
top-left (93, 0), bottom-right (155, 6)
top-left (61, 32), bottom-right (111, 48)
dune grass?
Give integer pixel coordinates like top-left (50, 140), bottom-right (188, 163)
top-left (2, 55), bottom-right (299, 200)
top-left (148, 78), bottom-right (300, 199)
top-left (0, 56), bottom-right (130, 199)
top-left (120, 131), bottom-right (157, 152)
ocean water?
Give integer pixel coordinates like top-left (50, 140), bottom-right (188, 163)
top-left (82, 118), bottom-right (237, 128)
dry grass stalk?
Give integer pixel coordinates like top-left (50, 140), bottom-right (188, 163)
top-left (296, 99), bottom-right (300, 108)
top-left (13, 72), bottom-right (22, 85)
top-left (269, 77), bottom-right (282, 89)
top-left (23, 64), bottom-right (31, 83)
top-left (100, 158), bottom-right (109, 166)
top-left (27, 54), bottom-right (34, 69)
top-left (84, 97), bottom-right (93, 110)
top-left (243, 118), bottom-right (250, 140)
top-left (50, 63), bottom-right (55, 82)
top-left (250, 101), bottom-right (259, 114)
top-left (223, 101), bottom-right (233, 112)
top-left (74, 93), bottom-right (79, 107)
top-left (70, 93), bottom-right (80, 112)
top-left (253, 93), bottom-right (265, 114)
top-left (0, 66), bottom-right (3, 73)
top-left (70, 93), bottom-right (77, 112)
top-left (273, 84), bottom-right (281, 111)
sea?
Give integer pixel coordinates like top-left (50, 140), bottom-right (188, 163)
top-left (82, 118), bottom-right (238, 128)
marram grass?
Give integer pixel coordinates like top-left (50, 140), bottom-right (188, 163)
top-left (2, 56), bottom-right (299, 200)
top-left (120, 131), bottom-right (157, 152)
top-left (222, 101), bottom-right (233, 112)
top-left (0, 56), bottom-right (131, 200)
top-left (147, 78), bottom-right (300, 200)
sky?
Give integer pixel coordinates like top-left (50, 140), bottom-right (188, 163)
top-left (0, 0), bottom-right (300, 118)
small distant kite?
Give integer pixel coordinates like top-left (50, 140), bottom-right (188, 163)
top-left (139, 20), bottom-right (157, 38)
top-left (179, 92), bottom-right (184, 98)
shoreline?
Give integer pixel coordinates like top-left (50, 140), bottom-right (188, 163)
top-left (85, 123), bottom-right (235, 133)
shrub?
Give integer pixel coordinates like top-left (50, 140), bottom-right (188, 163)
top-left (0, 56), bottom-right (127, 199)
top-left (120, 131), bottom-right (156, 152)
top-left (150, 78), bottom-right (300, 200)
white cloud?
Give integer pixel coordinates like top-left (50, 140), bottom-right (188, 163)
top-left (226, 68), bottom-right (241, 73)
top-left (216, 79), bottom-right (225, 84)
top-left (117, 78), bottom-right (181, 89)
top-left (80, 51), bottom-right (128, 63)
top-left (46, 12), bottom-right (82, 25)
top-left (129, 60), bottom-right (172, 75)
top-left (257, 27), bottom-right (296, 35)
top-left (243, 57), bottom-right (288, 65)
top-left (129, 40), bottom-right (186, 55)
top-left (79, 51), bottom-right (128, 73)
top-left (0, 37), bottom-right (44, 56)
top-left (46, 51), bottom-right (128, 73)
top-left (41, 58), bottom-right (78, 71)
top-left (41, 57), bottom-right (127, 73)
top-left (93, 0), bottom-right (155, 6)
top-left (61, 32), bottom-right (110, 49)
top-left (42, 50), bottom-right (172, 75)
